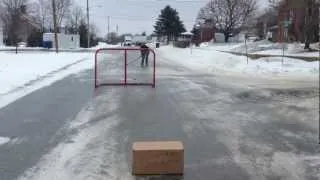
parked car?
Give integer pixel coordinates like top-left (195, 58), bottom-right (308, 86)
top-left (123, 40), bottom-right (132, 46)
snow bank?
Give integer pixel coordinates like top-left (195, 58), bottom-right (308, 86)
top-left (159, 46), bottom-right (319, 78)
top-left (0, 52), bottom-right (97, 109)
top-left (211, 40), bottom-right (319, 58)
top-left (90, 42), bottom-right (120, 50)
top-left (0, 52), bottom-right (91, 95)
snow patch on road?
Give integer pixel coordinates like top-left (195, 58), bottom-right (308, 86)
top-left (270, 152), bottom-right (306, 180)
top-left (0, 136), bottom-right (10, 146)
top-left (18, 117), bottom-right (120, 180)
top-left (18, 88), bottom-right (132, 180)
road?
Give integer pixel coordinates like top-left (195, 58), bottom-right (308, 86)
top-left (0, 69), bottom-right (94, 180)
top-left (0, 49), bottom-right (319, 180)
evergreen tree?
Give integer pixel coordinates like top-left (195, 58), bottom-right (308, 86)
top-left (154, 5), bottom-right (186, 43)
top-left (78, 20), bottom-right (98, 48)
top-left (191, 26), bottom-right (200, 46)
top-left (78, 21), bottom-right (88, 48)
top-left (27, 30), bottom-right (43, 47)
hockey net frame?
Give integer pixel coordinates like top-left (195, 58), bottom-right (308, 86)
top-left (94, 48), bottom-right (156, 88)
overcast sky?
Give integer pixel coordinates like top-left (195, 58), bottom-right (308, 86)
top-left (75, 0), bottom-right (269, 36)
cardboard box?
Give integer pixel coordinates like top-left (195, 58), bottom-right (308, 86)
top-left (132, 141), bottom-right (184, 175)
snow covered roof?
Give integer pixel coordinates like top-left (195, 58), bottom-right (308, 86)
top-left (181, 32), bottom-right (193, 36)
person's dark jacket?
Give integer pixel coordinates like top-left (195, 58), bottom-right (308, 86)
top-left (140, 44), bottom-right (149, 54)
top-left (140, 44), bottom-right (149, 49)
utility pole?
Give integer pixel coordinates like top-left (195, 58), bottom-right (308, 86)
top-left (116, 24), bottom-right (119, 35)
top-left (107, 16), bottom-right (110, 43)
top-left (86, 0), bottom-right (90, 48)
top-left (52, 0), bottom-right (58, 53)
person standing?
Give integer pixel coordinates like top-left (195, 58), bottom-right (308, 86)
top-left (140, 43), bottom-right (149, 67)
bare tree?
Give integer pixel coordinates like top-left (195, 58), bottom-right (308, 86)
top-left (37, 0), bottom-right (51, 32)
top-left (268, 0), bottom-right (282, 9)
top-left (0, 0), bottom-right (28, 45)
top-left (52, 0), bottom-right (58, 52)
top-left (196, 6), bottom-right (211, 24)
top-left (67, 5), bottom-right (84, 33)
top-left (55, 0), bottom-right (71, 29)
top-left (198, 0), bottom-right (257, 42)
top-left (304, 0), bottom-right (319, 49)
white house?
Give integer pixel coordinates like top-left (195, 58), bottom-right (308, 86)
top-left (132, 35), bottom-right (147, 44)
top-left (43, 33), bottom-right (80, 49)
top-left (229, 32), bottom-right (246, 43)
top-left (178, 32), bottom-right (193, 42)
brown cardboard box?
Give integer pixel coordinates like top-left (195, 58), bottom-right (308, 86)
top-left (132, 141), bottom-right (184, 175)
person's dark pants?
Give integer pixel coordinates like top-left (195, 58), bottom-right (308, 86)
top-left (141, 51), bottom-right (149, 66)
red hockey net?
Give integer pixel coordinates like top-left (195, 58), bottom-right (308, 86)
top-left (94, 48), bottom-right (156, 88)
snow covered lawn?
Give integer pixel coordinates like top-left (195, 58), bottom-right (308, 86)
top-left (158, 45), bottom-right (319, 79)
top-left (0, 52), bottom-right (94, 109)
top-left (0, 52), bottom-right (91, 94)
top-left (206, 40), bottom-right (319, 58)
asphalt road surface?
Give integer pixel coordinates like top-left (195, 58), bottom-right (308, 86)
top-left (0, 49), bottom-right (319, 180)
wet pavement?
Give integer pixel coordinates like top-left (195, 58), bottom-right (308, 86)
top-left (0, 69), bottom-right (94, 180)
top-left (0, 49), bottom-right (319, 180)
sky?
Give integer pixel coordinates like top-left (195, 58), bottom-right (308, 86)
top-left (75, 0), bottom-right (269, 37)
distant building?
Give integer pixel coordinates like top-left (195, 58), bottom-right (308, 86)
top-left (214, 33), bottom-right (225, 43)
top-left (229, 32), bottom-right (246, 43)
top-left (132, 35), bottom-right (147, 45)
top-left (276, 0), bottom-right (319, 42)
top-left (197, 19), bottom-right (215, 43)
top-left (178, 32), bottom-right (192, 42)
top-left (43, 33), bottom-right (80, 49)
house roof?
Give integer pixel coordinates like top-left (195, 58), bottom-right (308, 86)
top-left (181, 32), bottom-right (193, 36)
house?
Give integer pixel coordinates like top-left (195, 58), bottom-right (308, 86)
top-left (174, 32), bottom-right (193, 48)
top-left (197, 19), bottom-right (215, 44)
top-left (178, 32), bottom-right (192, 42)
top-left (229, 32), bottom-right (246, 43)
top-left (132, 35), bottom-right (147, 45)
top-left (43, 33), bottom-right (80, 49)
top-left (214, 33), bottom-right (225, 43)
top-left (276, 0), bottom-right (305, 42)
top-left (276, 0), bottom-right (319, 42)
